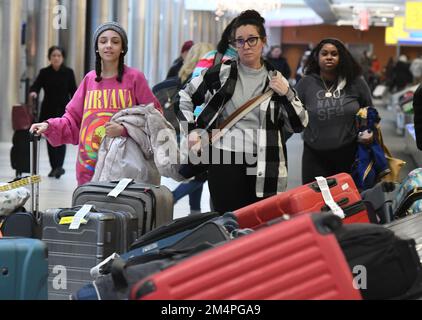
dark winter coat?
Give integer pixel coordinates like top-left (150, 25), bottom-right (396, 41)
top-left (29, 65), bottom-right (77, 121)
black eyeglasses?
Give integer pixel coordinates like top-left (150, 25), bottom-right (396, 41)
top-left (232, 36), bottom-right (261, 48)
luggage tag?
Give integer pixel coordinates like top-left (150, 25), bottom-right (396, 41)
top-left (107, 178), bottom-right (133, 198)
top-left (69, 205), bottom-right (93, 230)
top-left (59, 216), bottom-right (88, 225)
top-left (315, 177), bottom-right (345, 219)
top-left (90, 252), bottom-right (120, 278)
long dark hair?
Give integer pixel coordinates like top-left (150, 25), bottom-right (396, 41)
top-left (305, 38), bottom-right (362, 83)
top-left (217, 18), bottom-right (237, 54)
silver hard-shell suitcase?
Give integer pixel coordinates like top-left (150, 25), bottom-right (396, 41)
top-left (72, 181), bottom-right (174, 236)
top-left (41, 207), bottom-right (138, 300)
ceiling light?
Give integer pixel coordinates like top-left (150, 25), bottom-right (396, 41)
top-left (215, 0), bottom-right (282, 18)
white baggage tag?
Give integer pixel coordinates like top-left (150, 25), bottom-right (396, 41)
top-left (90, 252), bottom-right (120, 279)
top-left (107, 178), bottom-right (133, 198)
top-left (315, 177), bottom-right (345, 219)
top-left (69, 204), bottom-right (93, 230)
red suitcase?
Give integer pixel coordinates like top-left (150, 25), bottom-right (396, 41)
top-left (130, 213), bottom-right (362, 300)
top-left (235, 173), bottom-right (373, 230)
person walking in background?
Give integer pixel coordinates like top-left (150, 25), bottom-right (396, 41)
top-left (295, 50), bottom-right (311, 83)
top-left (178, 43), bottom-right (215, 85)
top-left (29, 46), bottom-right (77, 179)
top-left (166, 40), bottom-right (194, 79)
top-left (30, 22), bottom-right (161, 186)
top-left (171, 42), bottom-right (214, 215)
top-left (295, 38), bottom-right (373, 184)
top-left (177, 10), bottom-right (308, 213)
top-left (265, 45), bottom-right (291, 80)
top-left (192, 18), bottom-right (238, 78)
top-left (384, 57), bottom-right (396, 91)
top-left (410, 55), bottom-right (422, 84)
top-left (391, 54), bottom-right (413, 92)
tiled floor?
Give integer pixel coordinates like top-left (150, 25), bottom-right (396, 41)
top-left (0, 98), bottom-right (418, 220)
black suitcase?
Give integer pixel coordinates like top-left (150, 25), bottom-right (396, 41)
top-left (2, 134), bottom-right (42, 238)
top-left (72, 181), bottom-right (173, 237)
top-left (10, 130), bottom-right (30, 177)
top-left (41, 206), bottom-right (138, 300)
top-left (92, 212), bottom-right (237, 278)
top-left (129, 212), bottom-right (221, 251)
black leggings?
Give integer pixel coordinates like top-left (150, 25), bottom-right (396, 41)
top-left (47, 141), bottom-right (66, 170)
top-left (207, 148), bottom-right (260, 213)
top-left (302, 142), bottom-right (357, 185)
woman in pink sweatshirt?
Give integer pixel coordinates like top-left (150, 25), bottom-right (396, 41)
top-left (30, 22), bottom-right (161, 186)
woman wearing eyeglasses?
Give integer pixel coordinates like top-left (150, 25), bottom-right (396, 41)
top-left (295, 38), bottom-right (373, 184)
top-left (177, 10), bottom-right (308, 213)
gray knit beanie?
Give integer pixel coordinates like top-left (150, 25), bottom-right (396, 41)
top-left (93, 21), bottom-right (128, 56)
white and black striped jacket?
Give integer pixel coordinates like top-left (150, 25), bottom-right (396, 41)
top-left (177, 59), bottom-right (308, 198)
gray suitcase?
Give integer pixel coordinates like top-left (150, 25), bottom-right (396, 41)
top-left (41, 207), bottom-right (138, 300)
top-left (72, 182), bottom-right (174, 237)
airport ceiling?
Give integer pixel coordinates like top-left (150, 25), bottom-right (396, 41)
top-left (267, 0), bottom-right (406, 27)
top-left (185, 0), bottom-right (407, 27)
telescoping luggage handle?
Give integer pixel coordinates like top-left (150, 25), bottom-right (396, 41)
top-left (29, 132), bottom-right (41, 221)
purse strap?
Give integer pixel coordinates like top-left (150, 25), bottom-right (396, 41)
top-left (210, 89), bottom-right (274, 145)
top-left (375, 124), bottom-right (393, 158)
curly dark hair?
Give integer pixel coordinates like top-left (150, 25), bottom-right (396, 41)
top-left (231, 10), bottom-right (266, 40)
top-left (304, 38), bottom-right (362, 83)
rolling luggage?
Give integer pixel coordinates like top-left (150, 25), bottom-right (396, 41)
top-left (73, 215), bottom-right (240, 300)
top-left (10, 130), bottom-right (31, 177)
top-left (1, 134), bottom-right (42, 238)
top-left (0, 238), bottom-right (48, 300)
top-left (128, 212), bottom-right (221, 252)
top-left (10, 98), bottom-right (37, 178)
top-left (89, 212), bottom-right (239, 280)
top-left (72, 180), bottom-right (173, 237)
top-left (131, 213), bottom-right (362, 300)
top-left (234, 173), bottom-right (372, 230)
top-left (42, 206), bottom-right (138, 300)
